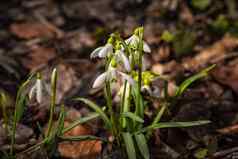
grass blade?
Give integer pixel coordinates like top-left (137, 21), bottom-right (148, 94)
top-left (134, 133), bottom-right (150, 159)
top-left (175, 64), bottom-right (215, 97)
top-left (122, 132), bottom-right (136, 159)
top-left (59, 135), bottom-right (107, 142)
top-left (141, 120), bottom-right (211, 133)
top-left (63, 113), bottom-right (99, 133)
top-left (121, 112), bottom-right (144, 123)
top-left (56, 104), bottom-right (65, 136)
top-left (75, 97), bottom-right (111, 128)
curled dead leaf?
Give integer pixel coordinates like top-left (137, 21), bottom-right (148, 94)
top-left (58, 121), bottom-right (102, 159)
top-left (10, 22), bottom-right (55, 39)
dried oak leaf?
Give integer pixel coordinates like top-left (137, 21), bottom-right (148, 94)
top-left (212, 62), bottom-right (238, 95)
top-left (182, 34), bottom-right (238, 71)
top-left (10, 22), bottom-right (54, 39)
top-left (21, 46), bottom-right (56, 70)
top-left (58, 121), bottom-right (102, 159)
top-left (217, 124), bottom-right (238, 134)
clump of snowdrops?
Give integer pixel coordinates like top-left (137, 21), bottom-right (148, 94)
top-left (76, 27), bottom-right (214, 159)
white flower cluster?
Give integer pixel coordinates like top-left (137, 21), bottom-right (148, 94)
top-left (91, 32), bottom-right (151, 89)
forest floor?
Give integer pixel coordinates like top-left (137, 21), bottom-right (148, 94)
top-left (1, 0), bottom-right (238, 158)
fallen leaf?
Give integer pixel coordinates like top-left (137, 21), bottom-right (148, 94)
top-left (182, 34), bottom-right (238, 71)
top-left (21, 46), bottom-right (56, 70)
top-left (213, 62), bottom-right (238, 95)
top-left (217, 124), bottom-right (238, 134)
top-left (58, 121), bottom-right (102, 159)
top-left (10, 22), bottom-right (55, 39)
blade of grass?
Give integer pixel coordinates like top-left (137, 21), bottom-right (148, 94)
top-left (11, 73), bottom-right (35, 156)
top-left (175, 64), bottom-right (215, 97)
top-left (121, 112), bottom-right (144, 123)
top-left (139, 120), bottom-right (211, 133)
top-left (62, 113), bottom-right (99, 133)
top-left (122, 132), bottom-right (136, 159)
top-left (74, 98), bottom-right (111, 129)
top-left (134, 133), bottom-right (150, 159)
top-left (59, 135), bottom-right (108, 143)
top-left (46, 68), bottom-right (57, 138)
top-left (56, 104), bottom-right (65, 136)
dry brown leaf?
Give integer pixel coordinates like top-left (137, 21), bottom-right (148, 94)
top-left (179, 2), bottom-right (194, 25)
top-left (21, 46), bottom-right (56, 70)
top-left (217, 124), bottom-right (238, 134)
top-left (182, 34), bottom-right (238, 71)
top-left (10, 22), bottom-right (55, 39)
top-left (58, 121), bottom-right (102, 159)
top-left (212, 62), bottom-right (238, 95)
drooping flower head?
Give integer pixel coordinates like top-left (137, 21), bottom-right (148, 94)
top-left (29, 73), bottom-right (43, 104)
top-left (90, 36), bottom-right (115, 59)
top-left (125, 27), bottom-right (151, 53)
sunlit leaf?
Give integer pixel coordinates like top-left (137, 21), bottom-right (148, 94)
top-left (122, 132), bottom-right (136, 159)
top-left (140, 120), bottom-right (211, 133)
top-left (121, 112), bottom-right (144, 123)
top-left (175, 64), bottom-right (215, 97)
top-left (63, 113), bottom-right (99, 133)
top-left (74, 98), bottom-right (111, 129)
top-left (134, 133), bottom-right (150, 159)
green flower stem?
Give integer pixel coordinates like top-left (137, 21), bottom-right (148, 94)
top-left (121, 81), bottom-right (132, 129)
top-left (135, 28), bottom-right (144, 119)
top-left (105, 81), bottom-right (120, 146)
top-left (146, 102), bottom-right (168, 138)
top-left (0, 93), bottom-right (8, 133)
top-left (46, 69), bottom-right (57, 138)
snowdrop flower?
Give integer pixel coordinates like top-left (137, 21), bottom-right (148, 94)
top-left (29, 74), bottom-right (43, 103)
top-left (114, 49), bottom-right (131, 72)
top-left (92, 66), bottom-right (135, 89)
top-left (125, 35), bottom-right (151, 53)
top-left (90, 43), bottom-right (113, 58)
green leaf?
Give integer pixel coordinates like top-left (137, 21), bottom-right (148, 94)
top-left (173, 30), bottom-right (196, 58)
top-left (59, 135), bottom-right (107, 142)
top-left (194, 148), bottom-right (208, 159)
top-left (63, 112), bottom-right (99, 133)
top-left (56, 104), bottom-right (65, 136)
top-left (74, 98), bottom-right (111, 128)
top-left (153, 120), bottom-right (211, 128)
top-left (191, 0), bottom-right (211, 10)
top-left (15, 73), bottom-right (35, 122)
top-left (121, 112), bottom-right (144, 123)
top-left (140, 120), bottom-right (211, 133)
top-left (135, 133), bottom-right (150, 159)
top-left (175, 64), bottom-right (215, 97)
top-left (211, 15), bottom-right (230, 34)
top-left (122, 132), bottom-right (136, 159)
top-left (161, 30), bottom-right (174, 42)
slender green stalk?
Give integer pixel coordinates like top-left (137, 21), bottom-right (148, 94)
top-left (105, 81), bottom-right (120, 146)
top-left (135, 27), bottom-right (144, 118)
top-left (0, 93), bottom-right (8, 133)
top-left (10, 74), bottom-right (34, 156)
top-left (46, 68), bottom-right (57, 137)
top-left (121, 81), bottom-right (132, 129)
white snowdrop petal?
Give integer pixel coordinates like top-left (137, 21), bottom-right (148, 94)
top-left (108, 67), bottom-right (117, 81)
top-left (90, 46), bottom-right (103, 58)
top-left (143, 41), bottom-right (151, 53)
top-left (36, 79), bottom-right (42, 103)
top-left (92, 72), bottom-right (107, 88)
top-left (118, 72), bottom-right (135, 86)
top-left (119, 51), bottom-right (131, 72)
top-left (99, 43), bottom-right (113, 58)
top-left (29, 85), bottom-right (36, 100)
top-left (141, 85), bottom-right (152, 95)
top-left (125, 35), bottom-right (139, 46)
